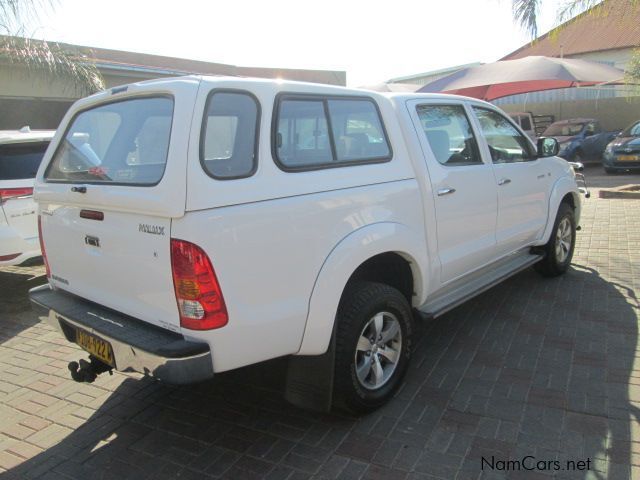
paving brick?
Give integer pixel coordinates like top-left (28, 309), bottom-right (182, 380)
top-left (26, 424), bottom-right (73, 449)
top-left (1, 171), bottom-right (640, 479)
top-left (0, 451), bottom-right (23, 470)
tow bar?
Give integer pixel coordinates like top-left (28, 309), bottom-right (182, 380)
top-left (68, 356), bottom-right (113, 383)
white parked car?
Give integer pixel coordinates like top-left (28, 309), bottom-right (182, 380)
top-left (0, 127), bottom-right (55, 266)
top-left (30, 77), bottom-right (581, 412)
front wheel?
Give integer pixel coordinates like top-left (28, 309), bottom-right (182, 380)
top-left (535, 202), bottom-right (576, 277)
top-left (333, 282), bottom-right (413, 413)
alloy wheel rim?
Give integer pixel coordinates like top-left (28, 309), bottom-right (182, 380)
top-left (555, 216), bottom-right (572, 263)
top-left (354, 311), bottom-right (402, 390)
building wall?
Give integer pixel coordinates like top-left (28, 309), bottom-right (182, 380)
top-left (500, 96), bottom-right (640, 132)
top-left (0, 60), bottom-right (345, 130)
top-left (567, 48), bottom-right (634, 69)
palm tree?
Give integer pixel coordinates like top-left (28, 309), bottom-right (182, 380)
top-left (511, 0), bottom-right (640, 83)
top-left (0, 0), bottom-right (104, 95)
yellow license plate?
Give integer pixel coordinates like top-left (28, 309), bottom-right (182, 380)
top-left (618, 154), bottom-right (639, 161)
top-left (75, 329), bottom-right (115, 367)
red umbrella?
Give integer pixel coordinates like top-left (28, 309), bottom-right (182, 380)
top-left (418, 56), bottom-right (625, 100)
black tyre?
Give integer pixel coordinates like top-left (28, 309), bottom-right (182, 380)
top-left (535, 202), bottom-right (576, 277)
top-left (333, 281), bottom-right (413, 413)
top-left (604, 167), bottom-right (615, 174)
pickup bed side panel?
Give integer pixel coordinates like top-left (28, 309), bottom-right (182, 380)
top-left (171, 179), bottom-right (423, 372)
top-left (298, 220), bottom-right (428, 356)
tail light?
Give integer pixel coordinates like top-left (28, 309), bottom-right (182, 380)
top-left (38, 215), bottom-right (50, 278)
top-left (0, 187), bottom-right (33, 205)
top-left (170, 239), bottom-right (228, 330)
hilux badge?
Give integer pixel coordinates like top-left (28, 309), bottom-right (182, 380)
top-left (139, 224), bottom-right (165, 236)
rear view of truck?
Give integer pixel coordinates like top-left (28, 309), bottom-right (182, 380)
top-left (30, 77), bottom-right (217, 384)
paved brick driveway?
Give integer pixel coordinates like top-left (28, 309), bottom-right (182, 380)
top-left (1, 166), bottom-right (639, 479)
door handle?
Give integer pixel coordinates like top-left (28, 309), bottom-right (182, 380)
top-left (537, 174), bottom-right (546, 179)
top-left (498, 178), bottom-right (511, 186)
top-left (437, 187), bottom-right (456, 196)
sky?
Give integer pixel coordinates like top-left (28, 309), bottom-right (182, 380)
top-left (27, 0), bottom-right (563, 86)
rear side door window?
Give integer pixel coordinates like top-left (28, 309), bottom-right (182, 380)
top-left (201, 91), bottom-right (260, 179)
top-left (472, 107), bottom-right (535, 163)
top-left (416, 104), bottom-right (482, 166)
top-left (274, 95), bottom-right (391, 170)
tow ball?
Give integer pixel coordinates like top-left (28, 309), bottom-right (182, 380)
top-left (68, 356), bottom-right (113, 383)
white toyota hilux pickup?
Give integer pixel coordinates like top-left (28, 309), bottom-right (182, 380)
top-left (30, 76), bottom-right (582, 412)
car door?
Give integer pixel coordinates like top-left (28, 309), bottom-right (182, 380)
top-left (471, 106), bottom-right (551, 256)
top-left (408, 100), bottom-right (498, 284)
top-left (581, 121), bottom-right (602, 159)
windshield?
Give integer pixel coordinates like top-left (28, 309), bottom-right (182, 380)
top-left (45, 96), bottom-right (174, 185)
top-left (543, 122), bottom-right (585, 137)
top-left (620, 121), bottom-right (640, 137)
top-left (0, 141), bottom-right (49, 180)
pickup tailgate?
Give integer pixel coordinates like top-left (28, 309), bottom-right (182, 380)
top-left (35, 78), bottom-right (200, 332)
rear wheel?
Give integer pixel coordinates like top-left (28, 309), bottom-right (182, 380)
top-left (535, 202), bottom-right (576, 277)
top-left (333, 282), bottom-right (413, 413)
top-left (604, 167), bottom-right (615, 174)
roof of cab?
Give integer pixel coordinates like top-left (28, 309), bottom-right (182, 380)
top-left (381, 91), bottom-right (497, 107)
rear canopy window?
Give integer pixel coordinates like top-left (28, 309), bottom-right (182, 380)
top-left (0, 141), bottom-right (49, 180)
top-left (201, 91), bottom-right (259, 179)
top-left (275, 96), bottom-right (391, 170)
top-left (45, 97), bottom-right (173, 185)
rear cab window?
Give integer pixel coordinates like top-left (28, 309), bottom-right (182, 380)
top-left (45, 96), bottom-right (174, 185)
top-left (274, 95), bottom-right (391, 171)
top-left (0, 141), bottom-right (49, 180)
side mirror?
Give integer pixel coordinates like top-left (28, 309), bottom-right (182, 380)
top-left (537, 137), bottom-right (559, 157)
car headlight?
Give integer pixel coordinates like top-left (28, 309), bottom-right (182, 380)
top-left (605, 144), bottom-right (614, 154)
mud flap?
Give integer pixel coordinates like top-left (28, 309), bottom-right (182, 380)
top-left (285, 331), bottom-right (336, 412)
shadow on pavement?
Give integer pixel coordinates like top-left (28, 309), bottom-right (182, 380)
top-left (0, 267), bottom-right (47, 342)
top-left (2, 263), bottom-right (638, 479)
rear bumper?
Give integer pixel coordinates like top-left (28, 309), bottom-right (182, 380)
top-left (29, 284), bottom-right (214, 384)
top-left (604, 161), bottom-right (640, 171)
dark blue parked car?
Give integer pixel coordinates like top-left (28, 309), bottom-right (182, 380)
top-left (542, 118), bottom-right (619, 164)
top-left (602, 120), bottom-right (640, 173)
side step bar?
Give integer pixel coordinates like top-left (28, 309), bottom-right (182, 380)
top-left (420, 252), bottom-right (543, 318)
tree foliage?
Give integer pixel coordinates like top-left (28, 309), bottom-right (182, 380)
top-left (0, 0), bottom-right (104, 95)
